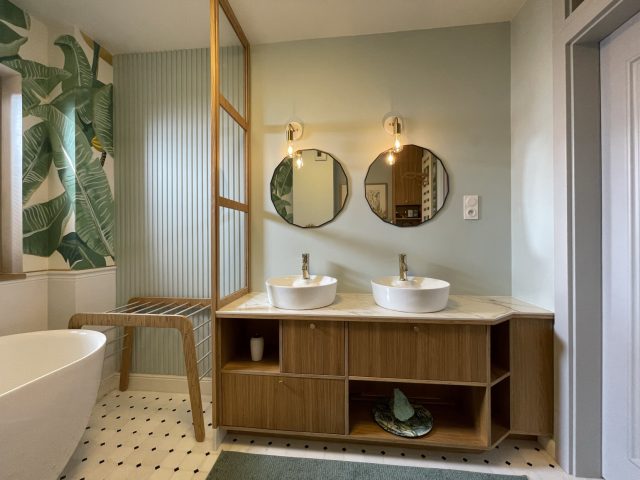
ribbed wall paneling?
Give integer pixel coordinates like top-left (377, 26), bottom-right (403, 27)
top-left (114, 49), bottom-right (211, 376)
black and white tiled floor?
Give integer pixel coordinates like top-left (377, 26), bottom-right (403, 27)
top-left (61, 390), bottom-right (581, 480)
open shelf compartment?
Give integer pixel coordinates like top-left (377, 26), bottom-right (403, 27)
top-left (220, 317), bottom-right (280, 373)
top-left (348, 380), bottom-right (489, 449)
top-left (491, 377), bottom-right (511, 446)
top-left (490, 321), bottom-right (510, 384)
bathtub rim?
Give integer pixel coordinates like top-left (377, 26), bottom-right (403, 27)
top-left (0, 329), bottom-right (106, 399)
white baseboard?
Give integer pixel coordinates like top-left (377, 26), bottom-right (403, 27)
top-left (98, 372), bottom-right (212, 399)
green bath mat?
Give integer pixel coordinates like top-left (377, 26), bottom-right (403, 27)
top-left (207, 451), bottom-right (527, 480)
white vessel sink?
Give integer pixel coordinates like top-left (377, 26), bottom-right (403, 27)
top-left (266, 275), bottom-right (338, 310)
top-left (371, 276), bottom-right (450, 313)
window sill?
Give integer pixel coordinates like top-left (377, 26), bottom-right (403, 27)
top-left (0, 273), bottom-right (27, 282)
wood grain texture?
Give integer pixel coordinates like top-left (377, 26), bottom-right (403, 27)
top-left (349, 322), bottom-right (488, 383)
top-left (119, 326), bottom-right (135, 391)
top-left (221, 373), bottom-right (345, 434)
top-left (69, 297), bottom-right (209, 441)
top-left (282, 320), bottom-right (344, 376)
top-left (210, 0), bottom-right (220, 429)
top-left (510, 317), bottom-right (554, 435)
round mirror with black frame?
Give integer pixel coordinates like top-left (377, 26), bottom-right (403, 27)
top-left (364, 144), bottom-right (449, 227)
top-left (270, 149), bottom-right (349, 228)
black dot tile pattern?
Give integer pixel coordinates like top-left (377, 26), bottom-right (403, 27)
top-left (59, 391), bottom-right (566, 479)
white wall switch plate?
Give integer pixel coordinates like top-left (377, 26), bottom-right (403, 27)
top-left (463, 195), bottom-right (479, 220)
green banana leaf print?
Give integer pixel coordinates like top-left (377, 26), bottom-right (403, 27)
top-left (270, 158), bottom-right (293, 223)
top-left (22, 122), bottom-right (52, 204)
top-left (0, 20), bottom-right (25, 58)
top-left (23, 192), bottom-right (72, 257)
top-left (55, 34), bottom-right (93, 124)
top-left (3, 59), bottom-right (71, 115)
top-left (92, 84), bottom-right (113, 156)
top-left (0, 0), bottom-right (30, 29)
top-left (31, 103), bottom-right (114, 258)
top-left (57, 232), bottom-right (106, 269)
top-left (0, 0), bottom-right (115, 269)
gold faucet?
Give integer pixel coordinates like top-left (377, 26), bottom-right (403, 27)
top-left (302, 253), bottom-right (310, 280)
top-left (399, 253), bottom-right (408, 281)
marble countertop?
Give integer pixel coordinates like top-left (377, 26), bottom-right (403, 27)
top-left (216, 292), bottom-right (553, 324)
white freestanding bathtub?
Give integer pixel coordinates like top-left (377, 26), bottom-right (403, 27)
top-left (0, 330), bottom-right (106, 480)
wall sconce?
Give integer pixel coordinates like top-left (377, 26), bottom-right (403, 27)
top-left (285, 121), bottom-right (303, 163)
top-left (382, 114), bottom-right (403, 165)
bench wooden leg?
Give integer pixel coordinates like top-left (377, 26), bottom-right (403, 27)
top-left (119, 327), bottom-right (135, 391)
top-left (181, 328), bottom-right (205, 442)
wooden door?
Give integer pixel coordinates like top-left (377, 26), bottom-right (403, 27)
top-left (281, 320), bottom-right (344, 375)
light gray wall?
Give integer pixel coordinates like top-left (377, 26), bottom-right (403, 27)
top-left (511, 0), bottom-right (554, 310)
top-left (251, 24), bottom-right (512, 294)
top-left (114, 49), bottom-right (211, 375)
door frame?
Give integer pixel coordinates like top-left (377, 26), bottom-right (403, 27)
top-left (553, 0), bottom-right (640, 477)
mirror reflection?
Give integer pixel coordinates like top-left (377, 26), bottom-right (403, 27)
top-left (271, 149), bottom-right (348, 228)
top-left (365, 145), bottom-right (449, 226)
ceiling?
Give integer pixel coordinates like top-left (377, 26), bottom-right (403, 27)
top-left (12, 0), bottom-right (526, 54)
top-left (230, 0), bottom-right (526, 45)
top-left (12, 0), bottom-right (210, 54)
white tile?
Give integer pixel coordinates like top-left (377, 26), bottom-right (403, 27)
top-left (63, 389), bottom-right (572, 480)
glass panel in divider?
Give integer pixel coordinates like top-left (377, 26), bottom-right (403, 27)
top-left (219, 5), bottom-right (245, 116)
top-left (218, 206), bottom-right (247, 299)
top-left (219, 110), bottom-right (246, 203)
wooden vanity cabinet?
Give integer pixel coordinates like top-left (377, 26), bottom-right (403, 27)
top-left (216, 309), bottom-right (554, 451)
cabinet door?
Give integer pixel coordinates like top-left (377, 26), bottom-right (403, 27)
top-left (393, 148), bottom-right (422, 206)
top-left (510, 318), bottom-right (553, 435)
top-left (221, 373), bottom-right (345, 434)
top-left (282, 320), bottom-right (344, 375)
top-left (349, 322), bottom-right (488, 383)
top-left (221, 373), bottom-right (277, 430)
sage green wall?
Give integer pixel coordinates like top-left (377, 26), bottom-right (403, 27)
top-left (251, 24), bottom-right (512, 294)
top-left (511, 0), bottom-right (554, 310)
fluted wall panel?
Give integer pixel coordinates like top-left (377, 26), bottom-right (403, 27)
top-left (114, 49), bottom-right (211, 375)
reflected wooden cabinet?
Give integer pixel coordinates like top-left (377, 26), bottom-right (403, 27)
top-left (393, 147), bottom-right (422, 206)
top-left (216, 314), bottom-right (553, 450)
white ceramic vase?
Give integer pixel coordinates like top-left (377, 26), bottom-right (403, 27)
top-left (250, 336), bottom-right (264, 362)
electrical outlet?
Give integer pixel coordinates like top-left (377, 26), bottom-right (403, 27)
top-left (463, 195), bottom-right (479, 220)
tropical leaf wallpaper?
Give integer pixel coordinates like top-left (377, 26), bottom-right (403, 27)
top-left (0, 0), bottom-right (114, 270)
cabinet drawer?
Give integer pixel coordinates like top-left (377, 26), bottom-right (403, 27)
top-left (282, 320), bottom-right (344, 375)
top-left (221, 373), bottom-right (345, 434)
top-left (349, 322), bottom-right (488, 383)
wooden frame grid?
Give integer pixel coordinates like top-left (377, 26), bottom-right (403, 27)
top-left (210, 0), bottom-right (251, 428)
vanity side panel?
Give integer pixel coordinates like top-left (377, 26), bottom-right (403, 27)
top-left (282, 320), bottom-right (344, 375)
top-left (349, 322), bottom-right (487, 383)
top-left (510, 317), bottom-right (554, 434)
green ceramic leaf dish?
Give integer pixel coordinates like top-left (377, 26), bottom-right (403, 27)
top-left (372, 402), bottom-right (434, 438)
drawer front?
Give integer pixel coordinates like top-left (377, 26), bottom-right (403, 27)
top-left (221, 373), bottom-right (345, 434)
top-left (282, 320), bottom-right (344, 376)
top-left (349, 322), bottom-right (488, 383)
